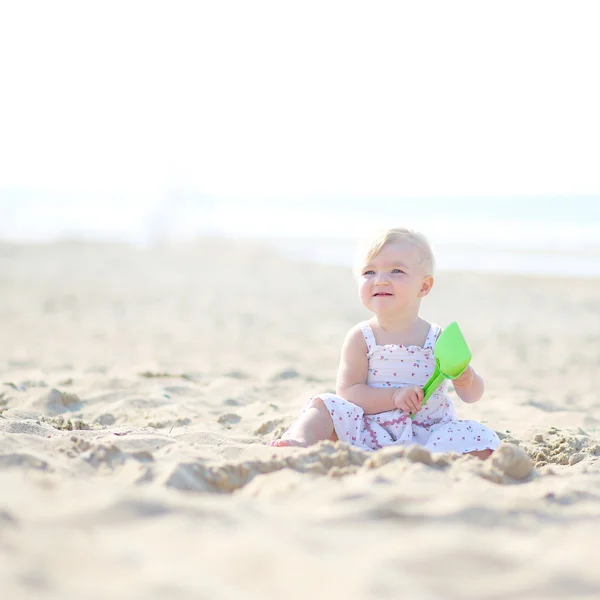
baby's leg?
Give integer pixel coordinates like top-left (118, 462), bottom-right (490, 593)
top-left (268, 397), bottom-right (337, 447)
top-left (466, 449), bottom-right (493, 460)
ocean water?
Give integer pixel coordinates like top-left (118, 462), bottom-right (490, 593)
top-left (1, 193), bottom-right (599, 277)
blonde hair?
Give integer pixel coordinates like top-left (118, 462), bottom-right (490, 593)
top-left (354, 227), bottom-right (436, 276)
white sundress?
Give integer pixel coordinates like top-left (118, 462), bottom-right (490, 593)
top-left (305, 322), bottom-right (501, 454)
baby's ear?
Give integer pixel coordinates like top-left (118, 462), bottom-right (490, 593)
top-left (419, 275), bottom-right (434, 297)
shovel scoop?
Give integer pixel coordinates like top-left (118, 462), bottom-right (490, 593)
top-left (411, 322), bottom-right (472, 417)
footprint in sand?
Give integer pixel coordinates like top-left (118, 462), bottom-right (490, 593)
top-left (81, 443), bottom-right (154, 470)
top-left (254, 418), bottom-right (286, 436)
top-left (218, 413), bottom-right (242, 428)
top-left (96, 413), bottom-right (116, 426)
top-left (223, 370), bottom-right (250, 380)
top-left (37, 389), bottom-right (83, 415)
top-left (271, 368), bottom-right (300, 381)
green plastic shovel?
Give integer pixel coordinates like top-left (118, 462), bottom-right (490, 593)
top-left (411, 322), bottom-right (472, 417)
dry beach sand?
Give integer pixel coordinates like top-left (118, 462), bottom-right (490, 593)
top-left (1, 239), bottom-right (599, 600)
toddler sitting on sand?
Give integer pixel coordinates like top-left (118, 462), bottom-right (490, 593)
top-left (268, 227), bottom-right (500, 459)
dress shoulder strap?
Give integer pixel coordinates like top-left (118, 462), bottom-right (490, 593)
top-left (424, 323), bottom-right (442, 350)
top-left (359, 322), bottom-right (377, 353)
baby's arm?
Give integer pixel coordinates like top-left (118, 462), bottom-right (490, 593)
top-left (335, 325), bottom-right (396, 415)
top-left (452, 365), bottom-right (484, 403)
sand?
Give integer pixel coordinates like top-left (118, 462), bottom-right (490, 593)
top-left (0, 239), bottom-right (599, 600)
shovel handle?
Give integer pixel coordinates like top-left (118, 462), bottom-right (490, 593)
top-left (422, 371), bottom-right (446, 404)
top-left (409, 361), bottom-right (445, 418)
top-left (409, 363), bottom-right (470, 418)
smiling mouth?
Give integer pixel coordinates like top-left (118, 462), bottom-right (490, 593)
top-left (373, 293), bottom-right (393, 296)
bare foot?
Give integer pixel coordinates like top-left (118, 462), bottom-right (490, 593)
top-left (267, 438), bottom-right (308, 447)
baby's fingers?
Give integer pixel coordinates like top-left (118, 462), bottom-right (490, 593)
top-left (406, 393), bottom-right (420, 413)
top-left (408, 390), bottom-right (423, 413)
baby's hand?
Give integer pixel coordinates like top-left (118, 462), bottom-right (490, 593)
top-left (392, 386), bottom-right (424, 414)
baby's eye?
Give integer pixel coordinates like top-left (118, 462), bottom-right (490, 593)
top-left (391, 268), bottom-right (404, 274)
top-left (363, 270), bottom-right (375, 276)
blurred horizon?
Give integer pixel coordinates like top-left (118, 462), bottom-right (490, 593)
top-left (1, 1), bottom-right (599, 276)
top-left (2, 194), bottom-right (599, 277)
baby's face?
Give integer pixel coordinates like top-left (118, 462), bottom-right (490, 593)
top-left (357, 241), bottom-right (432, 315)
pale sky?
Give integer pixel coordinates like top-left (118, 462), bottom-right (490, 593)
top-left (1, 0), bottom-right (599, 200)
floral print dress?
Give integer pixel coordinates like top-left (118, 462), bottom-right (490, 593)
top-left (309, 322), bottom-right (501, 454)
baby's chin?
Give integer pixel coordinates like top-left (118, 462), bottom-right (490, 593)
top-left (366, 301), bottom-right (398, 314)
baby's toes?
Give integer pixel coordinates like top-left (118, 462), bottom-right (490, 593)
top-left (267, 439), bottom-right (307, 448)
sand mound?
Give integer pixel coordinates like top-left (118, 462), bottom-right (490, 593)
top-left (163, 441), bottom-right (534, 495)
top-left (505, 427), bottom-right (600, 467)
